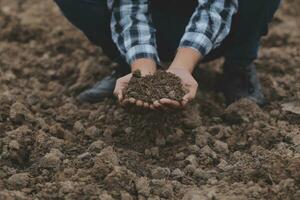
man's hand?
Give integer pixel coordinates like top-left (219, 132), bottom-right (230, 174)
top-left (114, 58), bottom-right (157, 109)
top-left (155, 47), bottom-right (202, 110)
top-left (154, 67), bottom-right (198, 110)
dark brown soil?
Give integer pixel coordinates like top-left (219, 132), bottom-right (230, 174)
top-left (0, 0), bottom-right (300, 199)
top-left (124, 70), bottom-right (186, 103)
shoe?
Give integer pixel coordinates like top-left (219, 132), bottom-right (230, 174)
top-left (220, 62), bottom-right (266, 106)
top-left (77, 68), bottom-right (129, 103)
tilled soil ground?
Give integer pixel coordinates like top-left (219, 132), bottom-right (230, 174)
top-left (0, 0), bottom-right (299, 199)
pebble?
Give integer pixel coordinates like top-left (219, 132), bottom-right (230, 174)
top-left (120, 191), bottom-right (133, 200)
top-left (124, 127), bottom-right (132, 134)
top-left (135, 177), bottom-right (150, 197)
top-left (151, 167), bottom-right (171, 179)
top-left (88, 140), bottom-right (106, 153)
top-left (201, 145), bottom-right (217, 159)
top-left (171, 168), bottom-right (185, 179)
top-left (39, 148), bottom-right (63, 170)
top-left (217, 159), bottom-right (231, 171)
top-left (7, 173), bottom-right (30, 188)
top-left (99, 192), bottom-right (114, 200)
top-left (77, 152), bottom-right (91, 160)
top-left (184, 164), bottom-right (196, 174)
top-left (8, 140), bottom-right (20, 150)
top-left (195, 131), bottom-right (211, 147)
top-left (85, 126), bottom-right (100, 139)
top-left (175, 152), bottom-right (185, 160)
top-left (73, 121), bottom-right (84, 133)
top-left (185, 154), bottom-right (198, 166)
top-left (213, 140), bottom-right (229, 154)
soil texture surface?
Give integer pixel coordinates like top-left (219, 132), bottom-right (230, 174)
top-left (0, 0), bottom-right (300, 199)
top-left (125, 70), bottom-right (186, 103)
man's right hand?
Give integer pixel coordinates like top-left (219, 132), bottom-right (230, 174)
top-left (113, 58), bottom-right (157, 109)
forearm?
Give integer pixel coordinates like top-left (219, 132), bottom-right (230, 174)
top-left (170, 48), bottom-right (203, 73)
top-left (179, 0), bottom-right (238, 57)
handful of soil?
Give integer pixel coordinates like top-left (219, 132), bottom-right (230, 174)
top-left (124, 70), bottom-right (186, 103)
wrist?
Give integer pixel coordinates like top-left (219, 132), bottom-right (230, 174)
top-left (131, 58), bottom-right (157, 75)
top-left (170, 47), bottom-right (203, 74)
top-left (169, 65), bottom-right (193, 74)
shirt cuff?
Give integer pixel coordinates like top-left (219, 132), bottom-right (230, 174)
top-left (126, 44), bottom-right (160, 65)
top-left (179, 32), bottom-right (213, 56)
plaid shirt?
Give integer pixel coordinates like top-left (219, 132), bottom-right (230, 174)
top-left (109, 0), bottom-right (238, 64)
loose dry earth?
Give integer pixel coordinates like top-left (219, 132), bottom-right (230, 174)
top-left (0, 0), bottom-right (300, 199)
top-left (125, 70), bottom-right (186, 103)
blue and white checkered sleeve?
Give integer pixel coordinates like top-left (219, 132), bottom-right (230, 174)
top-left (180, 0), bottom-right (238, 56)
top-left (110, 0), bottom-right (160, 65)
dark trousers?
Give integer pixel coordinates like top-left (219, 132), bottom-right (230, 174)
top-left (54, 0), bottom-right (281, 69)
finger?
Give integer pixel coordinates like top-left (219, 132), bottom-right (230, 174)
top-left (136, 100), bottom-right (144, 107)
top-left (154, 100), bottom-right (169, 112)
top-left (129, 98), bottom-right (137, 104)
top-left (121, 98), bottom-right (130, 106)
top-left (143, 102), bottom-right (150, 109)
top-left (149, 104), bottom-right (156, 110)
top-left (159, 98), bottom-right (181, 109)
top-left (181, 92), bottom-right (195, 107)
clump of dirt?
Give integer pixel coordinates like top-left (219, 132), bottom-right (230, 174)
top-left (124, 70), bottom-right (186, 103)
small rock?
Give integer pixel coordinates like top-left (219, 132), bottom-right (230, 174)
top-left (217, 159), bottom-right (231, 171)
top-left (135, 177), bottom-right (150, 197)
top-left (88, 140), bottom-right (106, 153)
top-left (223, 98), bottom-right (268, 124)
top-left (7, 173), bottom-right (30, 189)
top-left (9, 102), bottom-right (32, 123)
top-left (214, 140), bottom-right (229, 154)
top-left (188, 145), bottom-right (200, 154)
top-left (201, 145), bottom-right (217, 159)
top-left (193, 168), bottom-right (210, 181)
top-left (195, 131), bottom-right (211, 147)
top-left (77, 152), bottom-right (91, 160)
top-left (171, 168), bottom-right (185, 179)
top-left (175, 152), bottom-right (185, 160)
top-left (8, 140), bottom-right (20, 150)
top-left (85, 126), bottom-right (100, 139)
top-left (151, 167), bottom-right (171, 179)
top-left (208, 177), bottom-right (218, 185)
top-left (151, 180), bottom-right (174, 198)
top-left (184, 164), bottom-right (196, 174)
top-left (99, 192), bottom-right (114, 200)
top-left (185, 154), bottom-right (198, 166)
top-left (73, 121), bottom-right (84, 133)
top-left (59, 181), bottom-right (75, 194)
top-left (120, 191), bottom-right (133, 200)
top-left (40, 148), bottom-right (63, 170)
top-left (124, 127), bottom-right (132, 134)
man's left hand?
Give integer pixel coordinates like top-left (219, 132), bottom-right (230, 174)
top-left (154, 66), bottom-right (198, 110)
